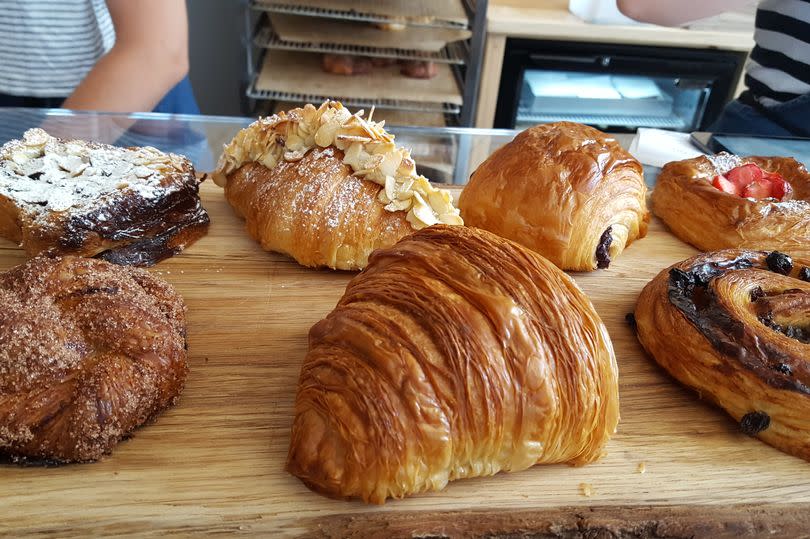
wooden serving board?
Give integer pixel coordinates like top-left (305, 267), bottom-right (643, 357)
top-left (2, 182), bottom-right (810, 538)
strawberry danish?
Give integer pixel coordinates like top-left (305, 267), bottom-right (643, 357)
top-left (653, 153), bottom-right (810, 257)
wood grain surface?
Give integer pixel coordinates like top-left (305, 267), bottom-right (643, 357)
top-left (1, 182), bottom-right (809, 538)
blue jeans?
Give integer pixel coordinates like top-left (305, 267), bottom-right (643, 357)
top-left (711, 92), bottom-right (810, 138)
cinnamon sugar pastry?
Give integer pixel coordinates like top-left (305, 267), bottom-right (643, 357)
top-left (287, 225), bottom-right (620, 503)
top-left (214, 102), bottom-right (462, 270)
top-left (0, 256), bottom-right (188, 463)
top-left (0, 129), bottom-right (209, 266)
top-left (458, 122), bottom-right (649, 271)
top-left (634, 249), bottom-right (810, 460)
top-left (653, 154), bottom-right (809, 257)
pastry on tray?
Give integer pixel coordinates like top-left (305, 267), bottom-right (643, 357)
top-left (653, 154), bottom-right (809, 257)
top-left (0, 128), bottom-right (209, 266)
top-left (287, 225), bottom-right (620, 503)
top-left (458, 122), bottom-right (649, 271)
top-left (634, 249), bottom-right (810, 460)
top-left (214, 101), bottom-right (462, 270)
top-left (0, 256), bottom-right (188, 463)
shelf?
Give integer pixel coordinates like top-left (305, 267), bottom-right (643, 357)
top-left (516, 110), bottom-right (689, 131)
top-left (251, 0), bottom-right (469, 29)
top-left (249, 49), bottom-right (462, 114)
top-left (254, 25), bottom-right (467, 64)
top-left (248, 78), bottom-right (461, 114)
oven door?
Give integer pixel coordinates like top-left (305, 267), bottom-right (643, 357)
top-left (494, 39), bottom-right (746, 132)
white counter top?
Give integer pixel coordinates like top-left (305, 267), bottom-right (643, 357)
top-left (487, 0), bottom-right (753, 51)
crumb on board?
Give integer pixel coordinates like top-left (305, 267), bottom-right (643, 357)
top-left (637, 462), bottom-right (646, 474)
top-left (579, 482), bottom-right (594, 497)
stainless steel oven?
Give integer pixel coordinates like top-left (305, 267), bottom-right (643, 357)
top-left (494, 39), bottom-right (747, 133)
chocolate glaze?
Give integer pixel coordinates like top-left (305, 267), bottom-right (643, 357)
top-left (595, 227), bottom-right (613, 269)
top-left (59, 170), bottom-right (210, 267)
top-left (667, 251), bottom-right (810, 395)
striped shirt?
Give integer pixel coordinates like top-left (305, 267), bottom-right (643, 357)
top-left (0, 0), bottom-right (115, 98)
top-left (746, 0), bottom-right (810, 106)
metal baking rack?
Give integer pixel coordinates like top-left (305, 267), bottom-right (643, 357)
top-left (253, 25), bottom-right (468, 65)
top-left (245, 84), bottom-right (462, 114)
top-left (242, 0), bottom-right (487, 127)
top-left (251, 1), bottom-right (469, 29)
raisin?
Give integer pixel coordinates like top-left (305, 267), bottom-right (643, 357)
top-left (625, 312), bottom-right (637, 331)
top-left (800, 267), bottom-right (810, 282)
top-left (749, 286), bottom-right (765, 302)
top-left (765, 251), bottom-right (793, 275)
top-left (775, 363), bottom-right (792, 375)
top-left (740, 411), bottom-right (771, 435)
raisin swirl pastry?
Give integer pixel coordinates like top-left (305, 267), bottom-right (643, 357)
top-left (0, 256), bottom-right (188, 463)
top-left (214, 101), bottom-right (462, 270)
top-left (634, 249), bottom-right (810, 460)
top-left (287, 225), bottom-right (620, 503)
top-left (653, 154), bottom-right (809, 257)
top-left (458, 122), bottom-right (649, 271)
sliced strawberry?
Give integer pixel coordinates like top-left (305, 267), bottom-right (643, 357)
top-left (726, 163), bottom-right (763, 189)
top-left (762, 171), bottom-right (790, 200)
top-left (712, 174), bottom-right (742, 196)
top-left (742, 178), bottom-right (773, 199)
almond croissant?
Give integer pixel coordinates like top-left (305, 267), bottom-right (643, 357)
top-left (214, 102), bottom-right (462, 270)
top-left (287, 225), bottom-right (620, 503)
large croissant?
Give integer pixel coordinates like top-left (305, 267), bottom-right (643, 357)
top-left (214, 102), bottom-right (462, 270)
top-left (287, 225), bottom-right (620, 503)
top-left (458, 122), bottom-right (649, 271)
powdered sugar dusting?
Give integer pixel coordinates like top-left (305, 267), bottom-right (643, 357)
top-left (707, 152), bottom-right (744, 175)
top-left (0, 129), bottom-right (188, 225)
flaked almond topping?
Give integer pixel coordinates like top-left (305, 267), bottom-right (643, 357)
top-left (214, 101), bottom-right (463, 230)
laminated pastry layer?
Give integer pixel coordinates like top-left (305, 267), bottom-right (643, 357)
top-left (288, 224), bottom-right (620, 503)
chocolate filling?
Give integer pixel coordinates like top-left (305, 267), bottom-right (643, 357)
top-left (595, 226), bottom-right (613, 269)
top-left (667, 251), bottom-right (810, 395)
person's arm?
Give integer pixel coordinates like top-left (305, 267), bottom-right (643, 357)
top-left (616, 0), bottom-right (749, 26)
top-left (60, 0), bottom-right (189, 112)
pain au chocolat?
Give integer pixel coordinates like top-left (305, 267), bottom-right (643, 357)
top-left (653, 154), bottom-right (809, 257)
top-left (287, 225), bottom-right (619, 503)
top-left (458, 122), bottom-right (649, 271)
top-left (0, 256), bottom-right (188, 463)
top-left (634, 249), bottom-right (810, 460)
top-left (0, 129), bottom-right (209, 266)
top-left (214, 102), bottom-right (462, 270)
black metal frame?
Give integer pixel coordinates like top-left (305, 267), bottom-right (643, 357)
top-left (494, 38), bottom-right (747, 132)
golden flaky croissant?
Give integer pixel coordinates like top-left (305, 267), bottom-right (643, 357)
top-left (458, 122), bottom-right (649, 271)
top-left (653, 154), bottom-right (809, 257)
top-left (0, 256), bottom-right (188, 463)
top-left (213, 102), bottom-right (462, 270)
top-left (634, 249), bottom-right (810, 460)
top-left (287, 225), bottom-right (620, 503)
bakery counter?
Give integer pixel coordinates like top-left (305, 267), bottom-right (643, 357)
top-left (5, 108), bottom-right (810, 538)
